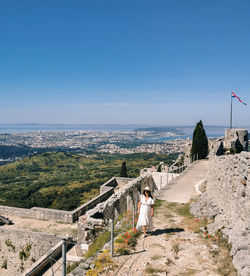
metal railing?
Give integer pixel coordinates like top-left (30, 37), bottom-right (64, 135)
top-left (190, 153), bottom-right (199, 163)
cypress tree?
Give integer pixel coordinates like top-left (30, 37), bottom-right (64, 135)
top-left (120, 161), bottom-right (128, 177)
top-left (191, 120), bottom-right (208, 159)
top-left (157, 165), bottom-right (162, 172)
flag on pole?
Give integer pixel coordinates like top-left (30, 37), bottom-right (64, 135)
top-left (232, 92), bottom-right (247, 105)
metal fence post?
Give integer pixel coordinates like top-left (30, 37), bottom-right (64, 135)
top-left (132, 203), bottom-right (135, 230)
top-left (110, 219), bottom-right (114, 257)
top-left (135, 195), bottom-right (138, 214)
top-left (62, 238), bottom-right (66, 276)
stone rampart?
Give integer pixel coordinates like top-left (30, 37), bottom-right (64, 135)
top-left (77, 173), bottom-right (157, 253)
top-left (0, 205), bottom-right (73, 223)
top-left (224, 128), bottom-right (248, 151)
top-left (0, 229), bottom-right (62, 276)
top-left (191, 152), bottom-right (250, 276)
top-left (0, 177), bottom-right (132, 224)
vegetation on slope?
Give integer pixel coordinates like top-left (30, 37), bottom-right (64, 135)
top-left (191, 120), bottom-right (208, 159)
top-left (0, 151), bottom-right (177, 211)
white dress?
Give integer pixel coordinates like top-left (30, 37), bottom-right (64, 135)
top-left (136, 194), bottom-right (154, 231)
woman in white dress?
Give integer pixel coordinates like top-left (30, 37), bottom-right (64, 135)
top-left (136, 186), bottom-right (154, 237)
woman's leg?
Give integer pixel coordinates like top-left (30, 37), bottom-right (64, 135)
top-left (142, 225), bottom-right (146, 236)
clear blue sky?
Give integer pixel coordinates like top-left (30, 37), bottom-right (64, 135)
top-left (0, 0), bottom-right (249, 126)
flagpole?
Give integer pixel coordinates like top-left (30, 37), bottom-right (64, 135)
top-left (230, 92), bottom-right (232, 129)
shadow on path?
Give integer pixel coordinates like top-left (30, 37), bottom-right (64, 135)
top-left (152, 228), bottom-right (185, 236)
top-left (115, 249), bottom-right (146, 257)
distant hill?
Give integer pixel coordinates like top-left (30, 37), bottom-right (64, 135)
top-left (0, 144), bottom-right (87, 162)
top-left (0, 151), bottom-right (177, 211)
top-left (135, 125), bottom-right (231, 137)
top-left (136, 126), bottom-right (185, 135)
top-left (0, 144), bottom-right (39, 159)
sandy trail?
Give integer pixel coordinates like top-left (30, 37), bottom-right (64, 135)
top-left (160, 160), bottom-right (209, 203)
top-left (107, 160), bottom-right (235, 276)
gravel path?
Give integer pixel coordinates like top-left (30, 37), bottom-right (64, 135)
top-left (161, 160), bottom-right (209, 203)
top-left (112, 204), bottom-right (221, 276)
top-left (109, 160), bottom-right (235, 276)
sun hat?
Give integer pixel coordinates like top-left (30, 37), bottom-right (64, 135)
top-left (144, 186), bottom-right (151, 192)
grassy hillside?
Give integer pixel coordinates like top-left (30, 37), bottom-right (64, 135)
top-left (0, 151), bottom-right (178, 211)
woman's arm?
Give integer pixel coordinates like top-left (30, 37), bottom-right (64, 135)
top-left (137, 201), bottom-right (141, 215)
top-left (151, 204), bottom-right (154, 217)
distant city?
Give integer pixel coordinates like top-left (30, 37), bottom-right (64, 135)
top-left (0, 123), bottom-right (238, 134)
top-left (0, 124), bottom-right (233, 163)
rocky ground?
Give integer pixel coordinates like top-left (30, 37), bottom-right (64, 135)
top-left (1, 215), bottom-right (78, 236)
top-left (107, 200), bottom-right (236, 276)
top-left (0, 216), bottom-right (78, 276)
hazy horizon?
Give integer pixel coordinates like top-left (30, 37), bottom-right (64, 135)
top-left (0, 123), bottom-right (249, 132)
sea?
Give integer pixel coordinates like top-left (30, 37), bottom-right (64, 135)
top-left (0, 124), bottom-right (145, 133)
top-left (0, 123), bottom-right (237, 140)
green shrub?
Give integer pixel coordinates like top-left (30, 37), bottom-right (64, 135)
top-left (116, 246), bottom-right (130, 255)
top-left (1, 259), bottom-right (7, 269)
top-left (85, 231), bottom-right (111, 258)
top-left (5, 239), bottom-right (15, 251)
top-left (19, 242), bottom-right (32, 261)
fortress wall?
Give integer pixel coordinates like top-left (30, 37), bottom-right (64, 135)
top-left (77, 173), bottom-right (157, 251)
top-left (191, 152), bottom-right (250, 276)
top-left (0, 229), bottom-right (61, 276)
top-left (0, 205), bottom-right (74, 223)
top-left (0, 177), bottom-right (127, 224)
top-left (72, 180), bottom-right (117, 222)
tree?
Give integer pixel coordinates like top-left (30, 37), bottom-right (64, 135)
top-left (191, 120), bottom-right (208, 159)
top-left (120, 161), bottom-right (128, 177)
top-left (157, 165), bottom-right (162, 172)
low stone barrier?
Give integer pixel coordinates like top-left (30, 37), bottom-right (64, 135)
top-left (0, 177), bottom-right (133, 223)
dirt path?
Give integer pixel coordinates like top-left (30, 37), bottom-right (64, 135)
top-left (108, 160), bottom-right (235, 276)
top-left (161, 160), bottom-right (209, 203)
top-left (110, 201), bottom-right (235, 276)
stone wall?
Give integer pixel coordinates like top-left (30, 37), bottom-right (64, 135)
top-left (0, 205), bottom-right (73, 223)
top-left (0, 177), bottom-right (132, 224)
top-left (77, 173), bottom-right (157, 253)
top-left (224, 129), bottom-right (248, 151)
top-left (0, 229), bottom-right (62, 276)
top-left (191, 152), bottom-right (250, 276)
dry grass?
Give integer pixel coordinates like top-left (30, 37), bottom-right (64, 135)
top-left (151, 243), bottom-right (165, 249)
top-left (151, 254), bottom-right (162, 261)
top-left (178, 268), bottom-right (198, 275)
top-left (165, 258), bottom-right (174, 266)
top-left (171, 242), bottom-right (180, 257)
top-left (145, 264), bottom-right (167, 275)
top-left (160, 201), bottom-right (236, 275)
top-left (217, 250), bottom-right (237, 276)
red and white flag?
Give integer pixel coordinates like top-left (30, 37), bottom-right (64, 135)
top-left (232, 92), bottom-right (247, 105)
